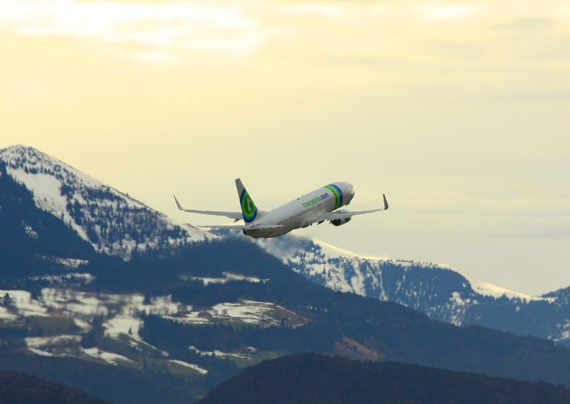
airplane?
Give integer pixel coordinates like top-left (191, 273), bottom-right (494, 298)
top-left (174, 179), bottom-right (388, 239)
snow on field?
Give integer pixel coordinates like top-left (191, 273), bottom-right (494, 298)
top-left (41, 288), bottom-right (108, 316)
top-left (73, 318), bottom-right (92, 332)
top-left (52, 258), bottom-right (90, 269)
top-left (0, 306), bottom-right (18, 321)
top-left (104, 316), bottom-right (143, 340)
top-left (0, 290), bottom-right (47, 317)
top-left (27, 348), bottom-right (54, 356)
top-left (212, 301), bottom-right (279, 325)
top-left (25, 335), bottom-right (83, 356)
top-left (2, 287), bottom-right (300, 335)
top-left (30, 273), bottom-right (95, 284)
top-left (100, 294), bottom-right (182, 340)
top-left (170, 300), bottom-right (301, 327)
top-left (26, 335), bottom-right (82, 348)
top-left (82, 347), bottom-right (135, 365)
top-left (183, 272), bottom-right (263, 285)
top-left (169, 359), bottom-right (208, 374)
top-left (189, 346), bottom-right (252, 359)
top-left (37, 289), bottom-right (185, 341)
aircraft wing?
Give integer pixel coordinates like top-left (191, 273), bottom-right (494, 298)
top-left (306, 194), bottom-right (389, 225)
top-left (174, 196), bottom-right (242, 221)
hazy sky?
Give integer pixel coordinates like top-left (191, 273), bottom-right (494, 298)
top-left (1, 0), bottom-right (569, 295)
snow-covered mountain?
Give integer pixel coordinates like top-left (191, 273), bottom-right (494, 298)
top-left (0, 145), bottom-right (210, 259)
top-left (4, 145), bottom-right (570, 402)
top-left (254, 234), bottom-right (570, 345)
top-left (2, 144), bottom-right (570, 346)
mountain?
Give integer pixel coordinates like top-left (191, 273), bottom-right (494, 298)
top-left (254, 234), bottom-right (570, 345)
top-left (199, 353), bottom-right (570, 404)
top-left (0, 145), bottom-right (209, 263)
top-left (4, 145), bottom-right (570, 402)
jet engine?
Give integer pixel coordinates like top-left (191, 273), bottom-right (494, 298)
top-left (331, 214), bottom-right (352, 227)
top-left (331, 218), bottom-right (351, 226)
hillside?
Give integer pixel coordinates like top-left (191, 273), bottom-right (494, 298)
top-left (199, 353), bottom-right (570, 404)
top-left (0, 370), bottom-right (109, 404)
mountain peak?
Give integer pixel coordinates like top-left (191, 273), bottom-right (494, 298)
top-left (1, 144), bottom-right (66, 170)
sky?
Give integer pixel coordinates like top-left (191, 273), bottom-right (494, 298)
top-left (1, 0), bottom-right (569, 296)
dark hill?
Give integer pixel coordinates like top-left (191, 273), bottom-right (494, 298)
top-left (0, 370), bottom-right (109, 404)
top-left (0, 354), bottom-right (199, 404)
top-left (199, 353), bottom-right (570, 404)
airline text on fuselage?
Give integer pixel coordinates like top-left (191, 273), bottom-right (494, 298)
top-left (302, 192), bottom-right (330, 208)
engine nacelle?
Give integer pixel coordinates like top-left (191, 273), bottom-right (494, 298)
top-left (331, 217), bottom-right (351, 227)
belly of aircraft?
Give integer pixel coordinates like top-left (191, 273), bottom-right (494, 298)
top-left (245, 223), bottom-right (297, 238)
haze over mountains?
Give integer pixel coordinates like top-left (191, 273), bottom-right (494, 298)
top-left (2, 144), bottom-right (570, 403)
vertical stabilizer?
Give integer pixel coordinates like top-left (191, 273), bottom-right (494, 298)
top-left (235, 178), bottom-right (258, 223)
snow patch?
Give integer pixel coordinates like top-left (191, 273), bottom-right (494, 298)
top-left (26, 335), bottom-right (82, 349)
top-left (183, 272), bottom-right (263, 285)
top-left (0, 290), bottom-right (48, 317)
top-left (82, 347), bottom-right (135, 365)
top-left (170, 299), bottom-right (305, 327)
top-left (169, 359), bottom-right (208, 374)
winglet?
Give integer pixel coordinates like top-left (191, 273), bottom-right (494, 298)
top-left (383, 194), bottom-right (389, 210)
top-left (173, 195), bottom-right (184, 211)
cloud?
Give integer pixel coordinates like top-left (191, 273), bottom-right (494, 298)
top-left (494, 17), bottom-right (557, 32)
top-left (416, 4), bottom-right (475, 20)
top-left (0, 0), bottom-right (267, 58)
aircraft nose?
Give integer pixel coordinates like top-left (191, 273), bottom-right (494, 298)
top-left (346, 185), bottom-right (355, 203)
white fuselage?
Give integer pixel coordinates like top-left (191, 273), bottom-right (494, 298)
top-left (243, 182), bottom-right (355, 238)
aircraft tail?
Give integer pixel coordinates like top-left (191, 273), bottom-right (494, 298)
top-left (235, 178), bottom-right (259, 223)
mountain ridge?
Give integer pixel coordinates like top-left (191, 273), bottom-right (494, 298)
top-left (250, 233), bottom-right (570, 345)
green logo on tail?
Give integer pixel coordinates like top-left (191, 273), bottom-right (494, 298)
top-left (240, 190), bottom-right (257, 223)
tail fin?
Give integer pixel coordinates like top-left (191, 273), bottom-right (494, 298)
top-left (235, 178), bottom-right (258, 223)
